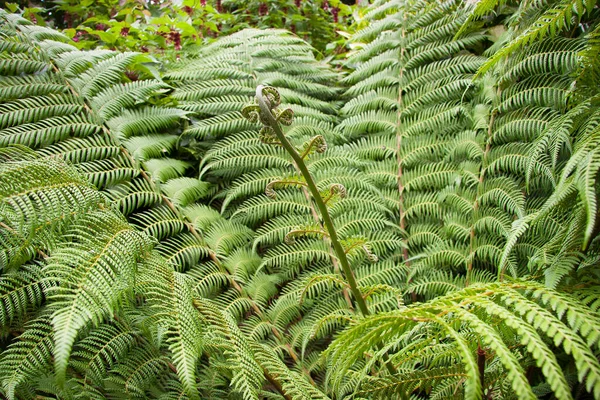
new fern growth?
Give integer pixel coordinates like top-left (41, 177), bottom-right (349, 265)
top-left (242, 85), bottom-right (371, 317)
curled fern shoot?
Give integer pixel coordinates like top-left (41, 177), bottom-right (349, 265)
top-left (243, 85), bottom-right (398, 377)
top-left (243, 85), bottom-right (370, 317)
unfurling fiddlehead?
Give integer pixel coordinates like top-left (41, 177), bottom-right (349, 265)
top-left (284, 226), bottom-right (329, 245)
top-left (322, 183), bottom-right (346, 205)
top-left (265, 177), bottom-right (307, 199)
top-left (242, 87), bottom-right (397, 375)
top-left (242, 85), bottom-right (368, 316)
top-left (341, 236), bottom-right (379, 263)
top-left (299, 135), bottom-right (327, 159)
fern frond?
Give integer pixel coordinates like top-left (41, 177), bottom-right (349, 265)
top-left (0, 313), bottom-right (54, 399)
top-left (477, 0), bottom-right (596, 77)
top-left (46, 210), bottom-right (153, 384)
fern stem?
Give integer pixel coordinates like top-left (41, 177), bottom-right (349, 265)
top-left (295, 168), bottom-right (355, 310)
top-left (255, 85), bottom-right (371, 317)
top-left (255, 85), bottom-right (398, 376)
top-left (467, 107), bottom-right (497, 286)
top-left (396, 12), bottom-right (417, 303)
top-left (477, 344), bottom-right (486, 393)
top-left (263, 370), bottom-right (293, 400)
top-left (396, 13), bottom-right (409, 266)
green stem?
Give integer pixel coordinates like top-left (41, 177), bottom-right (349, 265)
top-left (255, 85), bottom-right (371, 317)
top-left (256, 86), bottom-right (398, 376)
top-left (256, 86), bottom-right (402, 375)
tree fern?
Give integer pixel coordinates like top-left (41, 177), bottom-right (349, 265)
top-left (2, 2), bottom-right (600, 399)
top-left (0, 12), bottom-right (322, 398)
top-left (164, 27), bottom-right (406, 387)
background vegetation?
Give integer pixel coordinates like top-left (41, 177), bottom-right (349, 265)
top-left (5, 0), bottom-right (355, 55)
top-left (1, 0), bottom-right (599, 399)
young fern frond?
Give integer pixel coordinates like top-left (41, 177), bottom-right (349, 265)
top-left (243, 85), bottom-right (371, 316)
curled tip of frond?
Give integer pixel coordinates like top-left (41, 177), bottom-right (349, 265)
top-left (241, 104), bottom-right (261, 123)
top-left (242, 103), bottom-right (273, 126)
top-left (258, 127), bottom-right (280, 145)
top-left (265, 181), bottom-right (277, 199)
top-left (284, 229), bottom-right (300, 245)
top-left (362, 245), bottom-right (378, 263)
top-left (265, 177), bottom-right (306, 199)
top-left (284, 227), bottom-right (328, 245)
top-left (260, 86), bottom-right (281, 110)
top-left (300, 135), bottom-right (328, 159)
top-left (313, 135), bottom-right (327, 153)
top-left (306, 135), bottom-right (327, 154)
top-left (329, 183), bottom-right (346, 198)
top-left (275, 108), bottom-right (294, 126)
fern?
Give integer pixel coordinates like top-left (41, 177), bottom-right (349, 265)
top-left (476, 0), bottom-right (597, 77)
top-left (0, 13), bottom-right (305, 399)
top-left (326, 281), bottom-right (600, 399)
top-left (2, 3), bottom-right (600, 399)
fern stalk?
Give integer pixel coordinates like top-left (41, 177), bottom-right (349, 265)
top-left (254, 85), bottom-right (372, 318)
top-left (467, 105), bottom-right (498, 286)
top-left (263, 372), bottom-right (293, 400)
top-left (395, 11), bottom-right (418, 304)
top-left (396, 12), bottom-right (409, 266)
top-left (477, 344), bottom-right (486, 394)
top-left (251, 85), bottom-right (396, 375)
top-left (296, 171), bottom-right (355, 310)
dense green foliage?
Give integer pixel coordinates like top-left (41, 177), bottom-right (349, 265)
top-left (6, 0), bottom-right (353, 55)
top-left (1, 0), bottom-right (600, 399)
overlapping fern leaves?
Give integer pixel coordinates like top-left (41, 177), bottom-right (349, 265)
top-left (0, 12), bottom-right (325, 399)
top-left (325, 0), bottom-right (600, 398)
top-left (162, 28), bottom-right (408, 387)
top-left (0, 13), bottom-right (212, 398)
top-left (326, 280), bottom-right (600, 399)
top-left (1, 1), bottom-right (600, 399)
top-left (339, 0), bottom-right (495, 296)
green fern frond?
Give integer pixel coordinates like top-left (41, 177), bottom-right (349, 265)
top-left (69, 322), bottom-right (136, 387)
top-left (0, 262), bottom-right (48, 325)
top-left (46, 210), bottom-right (153, 384)
top-left (477, 0), bottom-right (596, 77)
top-left (326, 281), bottom-right (600, 399)
top-left (0, 313), bottom-right (54, 399)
